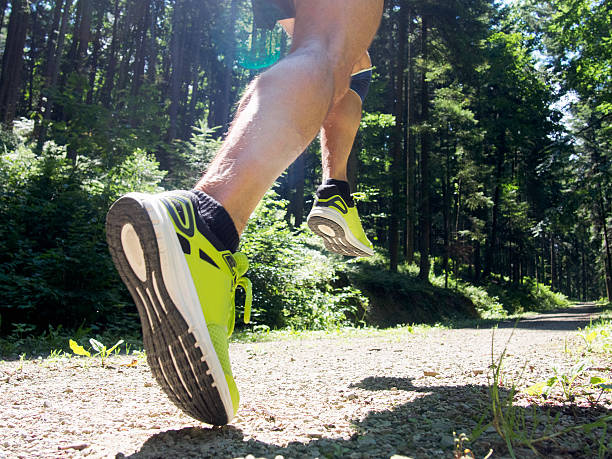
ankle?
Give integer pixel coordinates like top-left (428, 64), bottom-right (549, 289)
top-left (317, 179), bottom-right (354, 207)
top-left (191, 190), bottom-right (240, 252)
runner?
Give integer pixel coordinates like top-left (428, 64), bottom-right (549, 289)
top-left (105, 0), bottom-right (384, 426)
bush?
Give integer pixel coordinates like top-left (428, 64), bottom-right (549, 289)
top-left (483, 276), bottom-right (570, 314)
top-left (239, 190), bottom-right (368, 330)
top-left (339, 257), bottom-right (483, 326)
top-left (0, 133), bottom-right (166, 333)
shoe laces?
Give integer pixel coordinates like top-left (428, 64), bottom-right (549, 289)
top-left (228, 252), bottom-right (252, 336)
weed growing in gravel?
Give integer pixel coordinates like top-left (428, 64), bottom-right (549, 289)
top-left (579, 318), bottom-right (611, 354)
top-left (453, 432), bottom-right (490, 459)
top-left (524, 360), bottom-right (592, 401)
top-left (69, 338), bottom-right (124, 367)
top-left (16, 353), bottom-right (26, 372)
top-left (476, 328), bottom-right (612, 458)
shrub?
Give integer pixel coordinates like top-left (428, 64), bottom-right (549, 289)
top-left (483, 276), bottom-right (570, 314)
top-left (239, 190), bottom-right (368, 330)
top-left (0, 134), bottom-right (165, 333)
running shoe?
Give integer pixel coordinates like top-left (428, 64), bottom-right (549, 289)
top-left (106, 190), bottom-right (251, 425)
top-left (307, 186), bottom-right (374, 257)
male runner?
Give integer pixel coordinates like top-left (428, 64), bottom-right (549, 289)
top-left (106, 0), bottom-right (384, 426)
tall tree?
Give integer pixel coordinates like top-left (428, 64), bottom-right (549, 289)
top-left (0, 0), bottom-right (30, 123)
top-left (418, 14), bottom-right (431, 282)
top-left (389, 1), bottom-right (408, 272)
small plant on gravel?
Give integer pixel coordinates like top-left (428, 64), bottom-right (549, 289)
top-left (453, 432), bottom-right (488, 459)
top-left (69, 338), bottom-right (124, 367)
top-left (482, 330), bottom-right (612, 458)
top-left (579, 319), bottom-right (611, 354)
top-left (524, 360), bottom-right (590, 402)
top-left (16, 353), bottom-right (26, 372)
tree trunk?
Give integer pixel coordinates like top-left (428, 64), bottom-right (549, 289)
top-left (484, 132), bottom-right (505, 278)
top-left (36, 0), bottom-right (73, 147)
top-left (598, 189), bottom-right (612, 302)
top-left (216, 0), bottom-right (238, 132)
top-left (41, 0), bottom-right (64, 90)
top-left (76, 0), bottom-right (92, 67)
top-left (100, 0), bottom-right (120, 107)
top-left (405, 8), bottom-right (416, 264)
top-left (0, 0), bottom-right (8, 30)
top-left (474, 240), bottom-right (481, 282)
top-left (389, 2), bottom-right (407, 272)
top-left (442, 135), bottom-right (451, 289)
top-left (550, 236), bottom-right (556, 291)
top-left (0, 0), bottom-right (30, 124)
top-left (418, 15), bottom-right (431, 283)
top-left (132, 0), bottom-right (152, 97)
top-left (581, 241), bottom-right (586, 301)
top-left (167, 0), bottom-right (187, 141)
top-left (86, 10), bottom-right (104, 104)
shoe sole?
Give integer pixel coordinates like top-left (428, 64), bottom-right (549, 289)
top-left (307, 208), bottom-right (374, 257)
top-left (106, 194), bottom-right (232, 425)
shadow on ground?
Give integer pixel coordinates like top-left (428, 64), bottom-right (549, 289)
top-left (124, 376), bottom-right (610, 459)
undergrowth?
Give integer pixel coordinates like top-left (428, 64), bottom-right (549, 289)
top-left (466, 328), bottom-right (612, 458)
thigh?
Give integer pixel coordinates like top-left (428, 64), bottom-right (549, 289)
top-left (291, 0), bottom-right (383, 87)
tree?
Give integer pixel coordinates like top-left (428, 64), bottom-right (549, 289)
top-left (0, 0), bottom-right (30, 123)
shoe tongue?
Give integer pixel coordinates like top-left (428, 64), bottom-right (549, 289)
top-left (233, 252), bottom-right (249, 277)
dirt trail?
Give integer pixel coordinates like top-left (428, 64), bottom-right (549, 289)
top-left (0, 303), bottom-right (610, 459)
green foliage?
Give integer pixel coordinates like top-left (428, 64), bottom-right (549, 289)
top-left (339, 257), bottom-right (484, 326)
top-left (69, 337), bottom-right (125, 366)
top-left (579, 318), bottom-right (612, 354)
top-left (165, 119), bottom-right (222, 189)
top-left (239, 189), bottom-right (368, 330)
top-left (0, 128), bottom-right (166, 333)
top-left (524, 360), bottom-right (592, 401)
top-left (482, 276), bottom-right (570, 314)
top-left (482, 331), bottom-right (611, 458)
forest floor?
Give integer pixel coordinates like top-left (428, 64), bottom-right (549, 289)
top-left (0, 303), bottom-right (610, 459)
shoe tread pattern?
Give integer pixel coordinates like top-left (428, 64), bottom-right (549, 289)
top-left (307, 215), bottom-right (371, 257)
top-left (106, 197), bottom-right (228, 426)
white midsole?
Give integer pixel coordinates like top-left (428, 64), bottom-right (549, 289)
top-left (126, 192), bottom-right (234, 422)
top-left (307, 207), bottom-right (375, 256)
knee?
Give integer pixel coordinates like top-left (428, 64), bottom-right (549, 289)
top-left (287, 41), bottom-right (341, 99)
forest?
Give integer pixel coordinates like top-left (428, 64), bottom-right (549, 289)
top-left (0, 0), bottom-right (610, 336)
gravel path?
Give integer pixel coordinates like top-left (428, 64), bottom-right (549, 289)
top-left (1, 304), bottom-right (610, 458)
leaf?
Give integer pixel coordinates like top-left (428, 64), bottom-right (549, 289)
top-left (582, 415), bottom-right (612, 434)
top-left (107, 339), bottom-right (124, 355)
top-left (584, 331), bottom-right (598, 343)
top-left (590, 376), bottom-right (608, 385)
top-left (524, 380), bottom-right (548, 396)
top-left (525, 377), bottom-right (557, 396)
top-left (89, 338), bottom-right (104, 353)
top-left (69, 339), bottom-right (90, 357)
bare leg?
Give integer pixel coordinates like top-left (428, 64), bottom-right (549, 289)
top-left (321, 53), bottom-right (371, 182)
top-left (278, 20), bottom-right (370, 184)
top-left (195, 0), bottom-right (383, 233)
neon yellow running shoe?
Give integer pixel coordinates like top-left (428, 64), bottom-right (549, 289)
top-left (106, 191), bottom-right (251, 426)
top-left (307, 184), bottom-right (374, 257)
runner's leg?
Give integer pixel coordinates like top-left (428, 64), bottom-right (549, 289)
top-left (321, 53), bottom-right (372, 182)
top-left (196, 0), bottom-right (384, 233)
